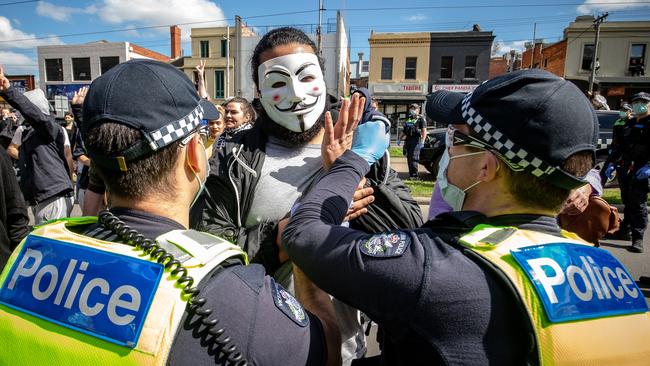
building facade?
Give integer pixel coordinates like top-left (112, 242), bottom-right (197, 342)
top-left (520, 39), bottom-right (567, 78)
top-left (564, 16), bottom-right (650, 106)
top-left (369, 29), bottom-right (493, 127)
top-left (37, 40), bottom-right (171, 103)
top-left (368, 31), bottom-right (431, 125)
top-left (176, 21), bottom-right (256, 104)
top-left (428, 31), bottom-right (494, 94)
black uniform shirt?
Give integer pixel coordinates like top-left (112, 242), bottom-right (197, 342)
top-left (282, 151), bottom-right (565, 365)
top-left (80, 208), bottom-right (326, 366)
top-left (620, 114), bottom-right (650, 171)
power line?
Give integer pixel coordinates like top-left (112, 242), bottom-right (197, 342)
top-left (3, 1), bottom-right (649, 45)
top-left (333, 1), bottom-right (650, 11)
top-left (0, 0), bottom-right (38, 6)
top-left (0, 9), bottom-right (319, 44)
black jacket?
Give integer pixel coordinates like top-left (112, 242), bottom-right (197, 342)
top-left (0, 148), bottom-right (29, 269)
top-left (191, 124), bottom-right (423, 274)
top-left (282, 151), bottom-right (539, 365)
top-left (1, 87), bottom-right (72, 204)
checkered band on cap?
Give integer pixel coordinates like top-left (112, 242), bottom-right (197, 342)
top-left (148, 103), bottom-right (204, 150)
top-left (460, 94), bottom-right (557, 179)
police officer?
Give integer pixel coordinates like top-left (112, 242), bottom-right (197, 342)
top-left (601, 103), bottom-right (633, 184)
top-left (0, 60), bottom-right (340, 365)
top-left (401, 103), bottom-right (426, 180)
top-left (607, 92), bottom-right (650, 252)
top-left (282, 70), bottom-right (650, 365)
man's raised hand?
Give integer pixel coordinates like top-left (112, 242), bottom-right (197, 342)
top-left (321, 93), bottom-right (365, 169)
top-left (0, 65), bottom-right (10, 92)
top-left (72, 86), bottom-right (89, 106)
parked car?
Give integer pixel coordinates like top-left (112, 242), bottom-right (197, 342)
top-left (418, 127), bottom-right (446, 176)
top-left (418, 110), bottom-right (618, 182)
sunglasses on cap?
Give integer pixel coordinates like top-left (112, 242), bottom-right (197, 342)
top-left (446, 126), bottom-right (524, 172)
top-left (181, 119), bottom-right (209, 146)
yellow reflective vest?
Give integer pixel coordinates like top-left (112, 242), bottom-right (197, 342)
top-left (0, 218), bottom-right (247, 365)
top-left (459, 225), bottom-right (650, 365)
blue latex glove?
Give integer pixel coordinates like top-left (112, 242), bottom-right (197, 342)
top-left (604, 163), bottom-right (615, 180)
top-left (635, 166), bottom-right (650, 180)
top-left (352, 120), bottom-right (390, 165)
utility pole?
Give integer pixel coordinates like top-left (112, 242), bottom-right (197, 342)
top-left (235, 15), bottom-right (242, 97)
top-left (589, 12), bottom-right (608, 94)
top-left (317, 0), bottom-right (324, 54)
top-left (530, 23), bottom-right (536, 69)
top-left (225, 25), bottom-right (230, 99)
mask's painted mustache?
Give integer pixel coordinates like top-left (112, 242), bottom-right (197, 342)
top-left (275, 98), bottom-right (318, 112)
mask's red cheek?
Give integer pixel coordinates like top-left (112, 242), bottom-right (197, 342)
top-left (313, 86), bottom-right (319, 92)
top-left (273, 94), bottom-right (281, 102)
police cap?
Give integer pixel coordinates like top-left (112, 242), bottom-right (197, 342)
top-left (82, 59), bottom-right (215, 171)
top-left (425, 69), bottom-right (598, 190)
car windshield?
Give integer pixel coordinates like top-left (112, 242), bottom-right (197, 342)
top-left (597, 112), bottom-right (618, 130)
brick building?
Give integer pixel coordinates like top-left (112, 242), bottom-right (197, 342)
top-left (488, 57), bottom-right (508, 78)
top-left (520, 40), bottom-right (567, 78)
top-left (540, 40), bottom-right (567, 77)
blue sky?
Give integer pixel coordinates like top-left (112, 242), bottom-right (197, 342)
top-left (1, 0), bottom-right (649, 77)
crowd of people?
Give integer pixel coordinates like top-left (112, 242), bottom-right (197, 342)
top-left (0, 26), bottom-right (649, 365)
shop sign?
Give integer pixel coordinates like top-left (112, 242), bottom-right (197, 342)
top-left (46, 84), bottom-right (91, 100)
top-left (372, 83), bottom-right (427, 94)
top-left (431, 84), bottom-right (479, 93)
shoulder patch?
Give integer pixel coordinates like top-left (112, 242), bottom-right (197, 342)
top-left (270, 280), bottom-right (309, 327)
top-left (360, 232), bottom-right (411, 257)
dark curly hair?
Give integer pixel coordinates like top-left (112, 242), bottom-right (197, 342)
top-left (251, 27), bottom-right (324, 90)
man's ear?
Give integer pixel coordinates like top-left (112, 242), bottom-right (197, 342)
top-left (477, 152), bottom-right (500, 182)
top-left (185, 135), bottom-right (204, 174)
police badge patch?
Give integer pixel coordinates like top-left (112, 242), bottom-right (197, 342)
top-left (270, 280), bottom-right (309, 327)
top-left (360, 232), bottom-right (411, 257)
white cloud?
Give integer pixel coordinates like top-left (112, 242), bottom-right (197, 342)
top-left (577, 0), bottom-right (650, 15)
top-left (0, 51), bottom-right (37, 75)
top-left (96, 0), bottom-right (227, 40)
top-left (405, 14), bottom-right (427, 22)
top-left (0, 17), bottom-right (63, 49)
top-left (495, 40), bottom-right (528, 55)
top-left (36, 1), bottom-right (92, 22)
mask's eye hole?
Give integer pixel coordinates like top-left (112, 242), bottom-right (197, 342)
top-left (300, 76), bottom-right (315, 82)
top-left (271, 81), bottom-right (286, 88)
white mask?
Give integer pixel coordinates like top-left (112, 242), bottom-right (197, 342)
top-left (258, 53), bottom-right (326, 132)
top-left (436, 149), bottom-right (485, 211)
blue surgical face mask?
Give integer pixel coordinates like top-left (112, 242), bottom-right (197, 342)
top-left (435, 149), bottom-right (485, 211)
top-left (633, 103), bottom-right (648, 116)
